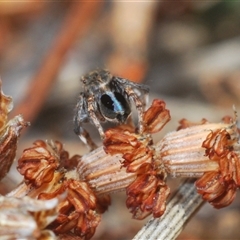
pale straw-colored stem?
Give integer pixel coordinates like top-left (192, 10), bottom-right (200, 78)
top-left (6, 182), bottom-right (31, 198)
top-left (133, 179), bottom-right (204, 240)
top-left (155, 123), bottom-right (234, 177)
top-left (78, 146), bottom-right (137, 195)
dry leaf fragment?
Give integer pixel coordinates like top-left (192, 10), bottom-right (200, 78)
top-left (0, 81), bottom-right (29, 181)
top-left (0, 81), bottom-right (13, 132)
top-left (0, 194), bottom-right (65, 239)
top-left (0, 115), bottom-right (29, 181)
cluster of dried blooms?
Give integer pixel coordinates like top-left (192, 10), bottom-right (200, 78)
top-left (195, 116), bottom-right (240, 208)
top-left (16, 140), bottom-right (110, 239)
top-left (1, 82), bottom-right (240, 239)
top-left (104, 99), bottom-right (171, 219)
top-left (156, 115), bottom-right (240, 209)
top-left (102, 100), bottom-right (240, 220)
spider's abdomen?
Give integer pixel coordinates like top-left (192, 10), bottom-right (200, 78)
top-left (99, 91), bottom-right (131, 123)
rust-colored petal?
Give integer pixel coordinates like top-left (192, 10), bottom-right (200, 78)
top-left (143, 99), bottom-right (171, 133)
top-left (67, 180), bottom-right (97, 211)
top-left (196, 169), bottom-right (238, 208)
top-left (126, 163), bottom-right (169, 220)
top-left (0, 83), bottom-right (29, 181)
top-left (39, 179), bottom-right (103, 239)
top-left (202, 129), bottom-right (231, 160)
top-left (152, 183), bottom-right (170, 218)
top-left (177, 118), bottom-right (208, 130)
top-left (104, 128), bottom-right (140, 155)
top-left (201, 182), bottom-right (226, 202)
top-left (17, 140), bottom-right (59, 187)
top-left (195, 172), bottom-right (221, 194)
top-left (210, 185), bottom-right (237, 208)
top-left (122, 146), bottom-right (153, 172)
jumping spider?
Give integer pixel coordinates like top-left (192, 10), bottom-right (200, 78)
top-left (74, 69), bottom-right (149, 150)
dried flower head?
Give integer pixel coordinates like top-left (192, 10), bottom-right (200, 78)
top-left (195, 116), bottom-right (240, 208)
top-left (39, 179), bottom-right (102, 239)
top-left (103, 98), bottom-right (240, 217)
top-left (103, 99), bottom-right (171, 219)
top-left (17, 140), bottom-right (60, 187)
top-left (156, 114), bottom-right (240, 209)
top-left (17, 140), bottom-right (109, 239)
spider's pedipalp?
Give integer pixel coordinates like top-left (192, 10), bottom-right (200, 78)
top-left (87, 96), bottom-right (105, 139)
top-left (77, 125), bottom-right (98, 151)
top-left (74, 93), bottom-right (97, 150)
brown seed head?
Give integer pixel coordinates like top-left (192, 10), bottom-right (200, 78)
top-left (17, 140), bottom-right (107, 239)
top-left (103, 99), bottom-right (171, 219)
top-left (17, 140), bottom-right (60, 187)
top-left (195, 118), bottom-right (240, 208)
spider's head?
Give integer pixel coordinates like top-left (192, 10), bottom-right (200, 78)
top-left (99, 91), bottom-right (131, 123)
top-left (81, 69), bottom-right (112, 86)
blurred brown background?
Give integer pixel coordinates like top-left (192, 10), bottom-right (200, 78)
top-left (1, 1), bottom-right (240, 239)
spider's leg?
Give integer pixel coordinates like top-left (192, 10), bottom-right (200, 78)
top-left (115, 77), bottom-right (149, 93)
top-left (115, 77), bottom-right (149, 110)
top-left (75, 124), bottom-right (98, 151)
top-left (74, 93), bottom-right (97, 150)
top-left (87, 95), bottom-right (105, 139)
top-left (127, 82), bottom-right (149, 110)
top-left (125, 86), bottom-right (145, 134)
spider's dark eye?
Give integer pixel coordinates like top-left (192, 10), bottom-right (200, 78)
top-left (101, 94), bottom-right (114, 110)
top-left (99, 91), bottom-right (131, 123)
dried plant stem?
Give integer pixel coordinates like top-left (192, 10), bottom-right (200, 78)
top-left (11, 1), bottom-right (102, 123)
top-left (7, 148), bottom-right (205, 239)
top-left (6, 181), bottom-right (31, 198)
top-left (133, 179), bottom-right (204, 240)
top-left (78, 146), bottom-right (136, 194)
top-left (75, 145), bottom-right (206, 240)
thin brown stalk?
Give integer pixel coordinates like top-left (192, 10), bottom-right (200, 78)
top-left (11, 1), bottom-right (103, 123)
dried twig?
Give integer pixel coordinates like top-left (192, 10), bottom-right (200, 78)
top-left (11, 2), bottom-right (102, 123)
top-left (107, 2), bottom-right (157, 82)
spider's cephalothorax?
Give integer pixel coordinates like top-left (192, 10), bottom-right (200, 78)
top-left (74, 69), bottom-right (149, 150)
